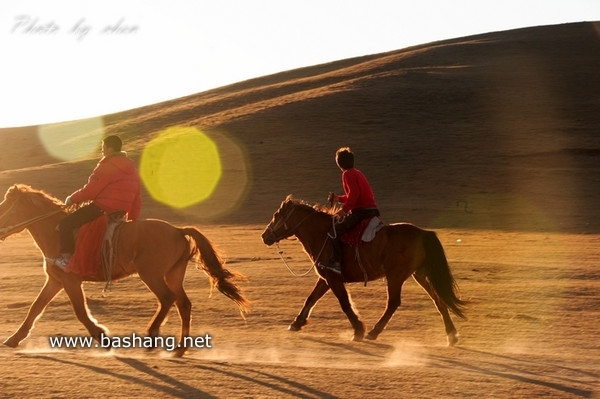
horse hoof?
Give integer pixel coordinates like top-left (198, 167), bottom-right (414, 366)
top-left (173, 347), bottom-right (187, 358)
top-left (352, 334), bottom-right (363, 342)
top-left (447, 332), bottom-right (459, 346)
top-left (352, 323), bottom-right (366, 341)
top-left (288, 318), bottom-right (306, 332)
top-left (3, 338), bottom-right (19, 348)
top-left (352, 330), bottom-right (365, 342)
top-left (365, 331), bottom-right (378, 340)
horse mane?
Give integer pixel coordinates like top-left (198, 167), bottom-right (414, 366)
top-left (8, 184), bottom-right (65, 208)
top-left (284, 194), bottom-right (341, 216)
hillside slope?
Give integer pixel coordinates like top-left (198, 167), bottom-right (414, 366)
top-left (1, 22), bottom-right (599, 232)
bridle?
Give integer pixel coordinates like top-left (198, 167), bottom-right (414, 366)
top-left (266, 204), bottom-right (317, 243)
top-left (0, 197), bottom-right (64, 241)
top-left (267, 203), bottom-right (335, 277)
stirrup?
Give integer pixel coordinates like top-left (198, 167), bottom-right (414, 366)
top-left (52, 254), bottom-right (71, 270)
top-left (318, 262), bottom-right (342, 274)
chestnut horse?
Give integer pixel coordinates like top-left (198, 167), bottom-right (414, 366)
top-left (262, 196), bottom-right (466, 345)
top-left (0, 184), bottom-right (249, 356)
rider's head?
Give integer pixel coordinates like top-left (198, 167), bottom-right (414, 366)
top-left (102, 135), bottom-right (123, 155)
top-left (335, 147), bottom-right (354, 170)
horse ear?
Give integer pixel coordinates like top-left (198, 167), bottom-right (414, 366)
top-left (5, 185), bottom-right (19, 200)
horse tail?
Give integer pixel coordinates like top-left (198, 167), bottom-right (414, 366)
top-left (422, 231), bottom-right (467, 319)
top-left (179, 227), bottom-right (250, 317)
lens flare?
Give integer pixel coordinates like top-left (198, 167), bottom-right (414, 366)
top-left (37, 117), bottom-right (105, 161)
top-left (140, 126), bottom-right (222, 209)
top-left (431, 193), bottom-right (557, 231)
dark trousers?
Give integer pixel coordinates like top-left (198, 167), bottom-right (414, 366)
top-left (330, 208), bottom-right (380, 264)
top-left (58, 203), bottom-right (104, 254)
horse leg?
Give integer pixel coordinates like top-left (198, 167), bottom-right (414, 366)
top-left (61, 274), bottom-right (108, 344)
top-left (289, 278), bottom-right (330, 331)
top-left (3, 276), bottom-right (63, 347)
top-left (366, 277), bottom-right (403, 341)
top-left (138, 272), bottom-right (177, 343)
top-left (164, 259), bottom-right (192, 357)
top-left (326, 276), bottom-right (365, 341)
top-left (412, 270), bottom-right (459, 346)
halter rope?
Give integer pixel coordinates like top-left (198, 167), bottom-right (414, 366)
top-left (275, 241), bottom-right (315, 277)
top-left (270, 206), bottom-right (335, 277)
top-left (0, 203), bottom-right (64, 241)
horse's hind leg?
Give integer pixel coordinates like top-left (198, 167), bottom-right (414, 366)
top-left (138, 272), bottom-right (177, 341)
top-left (289, 278), bottom-right (330, 331)
top-left (412, 270), bottom-right (459, 346)
top-left (4, 276), bottom-right (63, 347)
top-left (366, 277), bottom-right (403, 341)
top-left (326, 276), bottom-right (365, 341)
top-left (165, 259), bottom-right (192, 357)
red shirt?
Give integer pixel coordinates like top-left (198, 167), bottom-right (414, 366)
top-left (337, 168), bottom-right (377, 213)
top-left (70, 153), bottom-right (142, 220)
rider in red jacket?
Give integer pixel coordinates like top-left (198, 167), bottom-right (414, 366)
top-left (54, 135), bottom-right (142, 270)
top-left (69, 149), bottom-right (141, 219)
top-left (336, 168), bottom-right (378, 215)
top-left (319, 147), bottom-right (380, 274)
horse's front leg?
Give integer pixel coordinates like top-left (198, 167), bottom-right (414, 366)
top-left (61, 274), bottom-right (108, 344)
top-left (4, 275), bottom-right (64, 347)
top-left (289, 278), bottom-right (330, 331)
top-left (326, 275), bottom-right (365, 341)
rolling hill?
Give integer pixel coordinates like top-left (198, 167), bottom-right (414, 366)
top-left (1, 21), bottom-right (599, 232)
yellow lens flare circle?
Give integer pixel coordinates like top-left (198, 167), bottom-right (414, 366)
top-left (37, 117), bottom-right (105, 161)
top-left (140, 127), bottom-right (222, 209)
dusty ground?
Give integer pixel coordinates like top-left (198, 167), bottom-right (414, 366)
top-left (0, 228), bottom-right (598, 398)
top-left (1, 22), bottom-right (599, 398)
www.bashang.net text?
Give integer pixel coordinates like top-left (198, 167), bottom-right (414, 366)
top-left (48, 332), bottom-right (212, 352)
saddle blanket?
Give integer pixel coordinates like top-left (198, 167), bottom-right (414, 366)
top-left (65, 215), bottom-right (107, 276)
top-left (341, 216), bottom-right (385, 247)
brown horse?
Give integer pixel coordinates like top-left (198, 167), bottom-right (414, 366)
top-left (0, 184), bottom-right (249, 356)
top-left (261, 196), bottom-right (466, 345)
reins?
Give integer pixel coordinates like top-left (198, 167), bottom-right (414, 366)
top-left (0, 202), bottom-right (64, 241)
top-left (275, 241), bottom-right (315, 277)
top-left (271, 208), bottom-right (336, 277)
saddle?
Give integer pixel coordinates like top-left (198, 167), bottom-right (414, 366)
top-left (340, 216), bottom-right (385, 247)
top-left (65, 211), bottom-right (126, 280)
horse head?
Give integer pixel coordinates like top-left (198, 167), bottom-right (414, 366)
top-left (261, 195), bottom-right (331, 246)
top-left (262, 196), bottom-right (296, 245)
top-left (0, 184), bottom-right (65, 240)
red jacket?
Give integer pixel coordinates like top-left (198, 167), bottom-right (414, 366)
top-left (337, 168), bottom-right (377, 213)
top-left (70, 152), bottom-right (142, 220)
